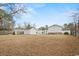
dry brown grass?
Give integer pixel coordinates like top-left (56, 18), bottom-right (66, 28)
top-left (0, 35), bottom-right (79, 56)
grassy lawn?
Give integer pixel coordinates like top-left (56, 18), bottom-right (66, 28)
top-left (0, 35), bottom-right (79, 56)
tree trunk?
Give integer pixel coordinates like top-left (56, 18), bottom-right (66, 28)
top-left (0, 18), bottom-right (3, 30)
top-left (78, 20), bottom-right (79, 36)
top-left (74, 22), bottom-right (76, 36)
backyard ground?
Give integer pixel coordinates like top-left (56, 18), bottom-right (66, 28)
top-left (0, 35), bottom-right (79, 56)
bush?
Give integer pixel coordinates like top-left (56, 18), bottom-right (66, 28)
top-left (13, 32), bottom-right (15, 35)
top-left (64, 32), bottom-right (69, 35)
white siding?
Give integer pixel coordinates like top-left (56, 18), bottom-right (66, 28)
top-left (24, 30), bottom-right (30, 34)
top-left (48, 26), bottom-right (62, 33)
top-left (48, 25), bottom-right (70, 34)
top-left (14, 28), bottom-right (37, 35)
top-left (14, 29), bottom-right (24, 35)
top-left (29, 28), bottom-right (37, 34)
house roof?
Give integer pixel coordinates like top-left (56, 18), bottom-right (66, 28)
top-left (49, 24), bottom-right (63, 28)
top-left (14, 27), bottom-right (37, 30)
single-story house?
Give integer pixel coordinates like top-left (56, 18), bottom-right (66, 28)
top-left (24, 28), bottom-right (37, 35)
top-left (14, 28), bottom-right (37, 35)
top-left (48, 25), bottom-right (70, 34)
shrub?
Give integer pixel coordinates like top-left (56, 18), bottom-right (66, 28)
top-left (64, 32), bottom-right (69, 35)
top-left (13, 32), bottom-right (15, 35)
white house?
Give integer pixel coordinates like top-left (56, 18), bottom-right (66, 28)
top-left (14, 28), bottom-right (37, 35)
top-left (24, 28), bottom-right (37, 35)
top-left (14, 29), bottom-right (24, 35)
top-left (48, 25), bottom-right (70, 34)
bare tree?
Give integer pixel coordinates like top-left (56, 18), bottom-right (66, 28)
top-left (24, 22), bottom-right (35, 29)
top-left (0, 9), bottom-right (13, 30)
top-left (0, 3), bottom-right (27, 16)
top-left (63, 24), bottom-right (68, 30)
top-left (0, 3), bottom-right (27, 27)
top-left (17, 24), bottom-right (22, 29)
top-left (68, 23), bottom-right (74, 35)
top-left (0, 3), bottom-right (27, 31)
top-left (45, 25), bottom-right (48, 34)
top-left (71, 10), bottom-right (79, 36)
top-left (78, 20), bottom-right (79, 31)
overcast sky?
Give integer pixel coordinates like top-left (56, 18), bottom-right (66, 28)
top-left (14, 3), bottom-right (79, 28)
